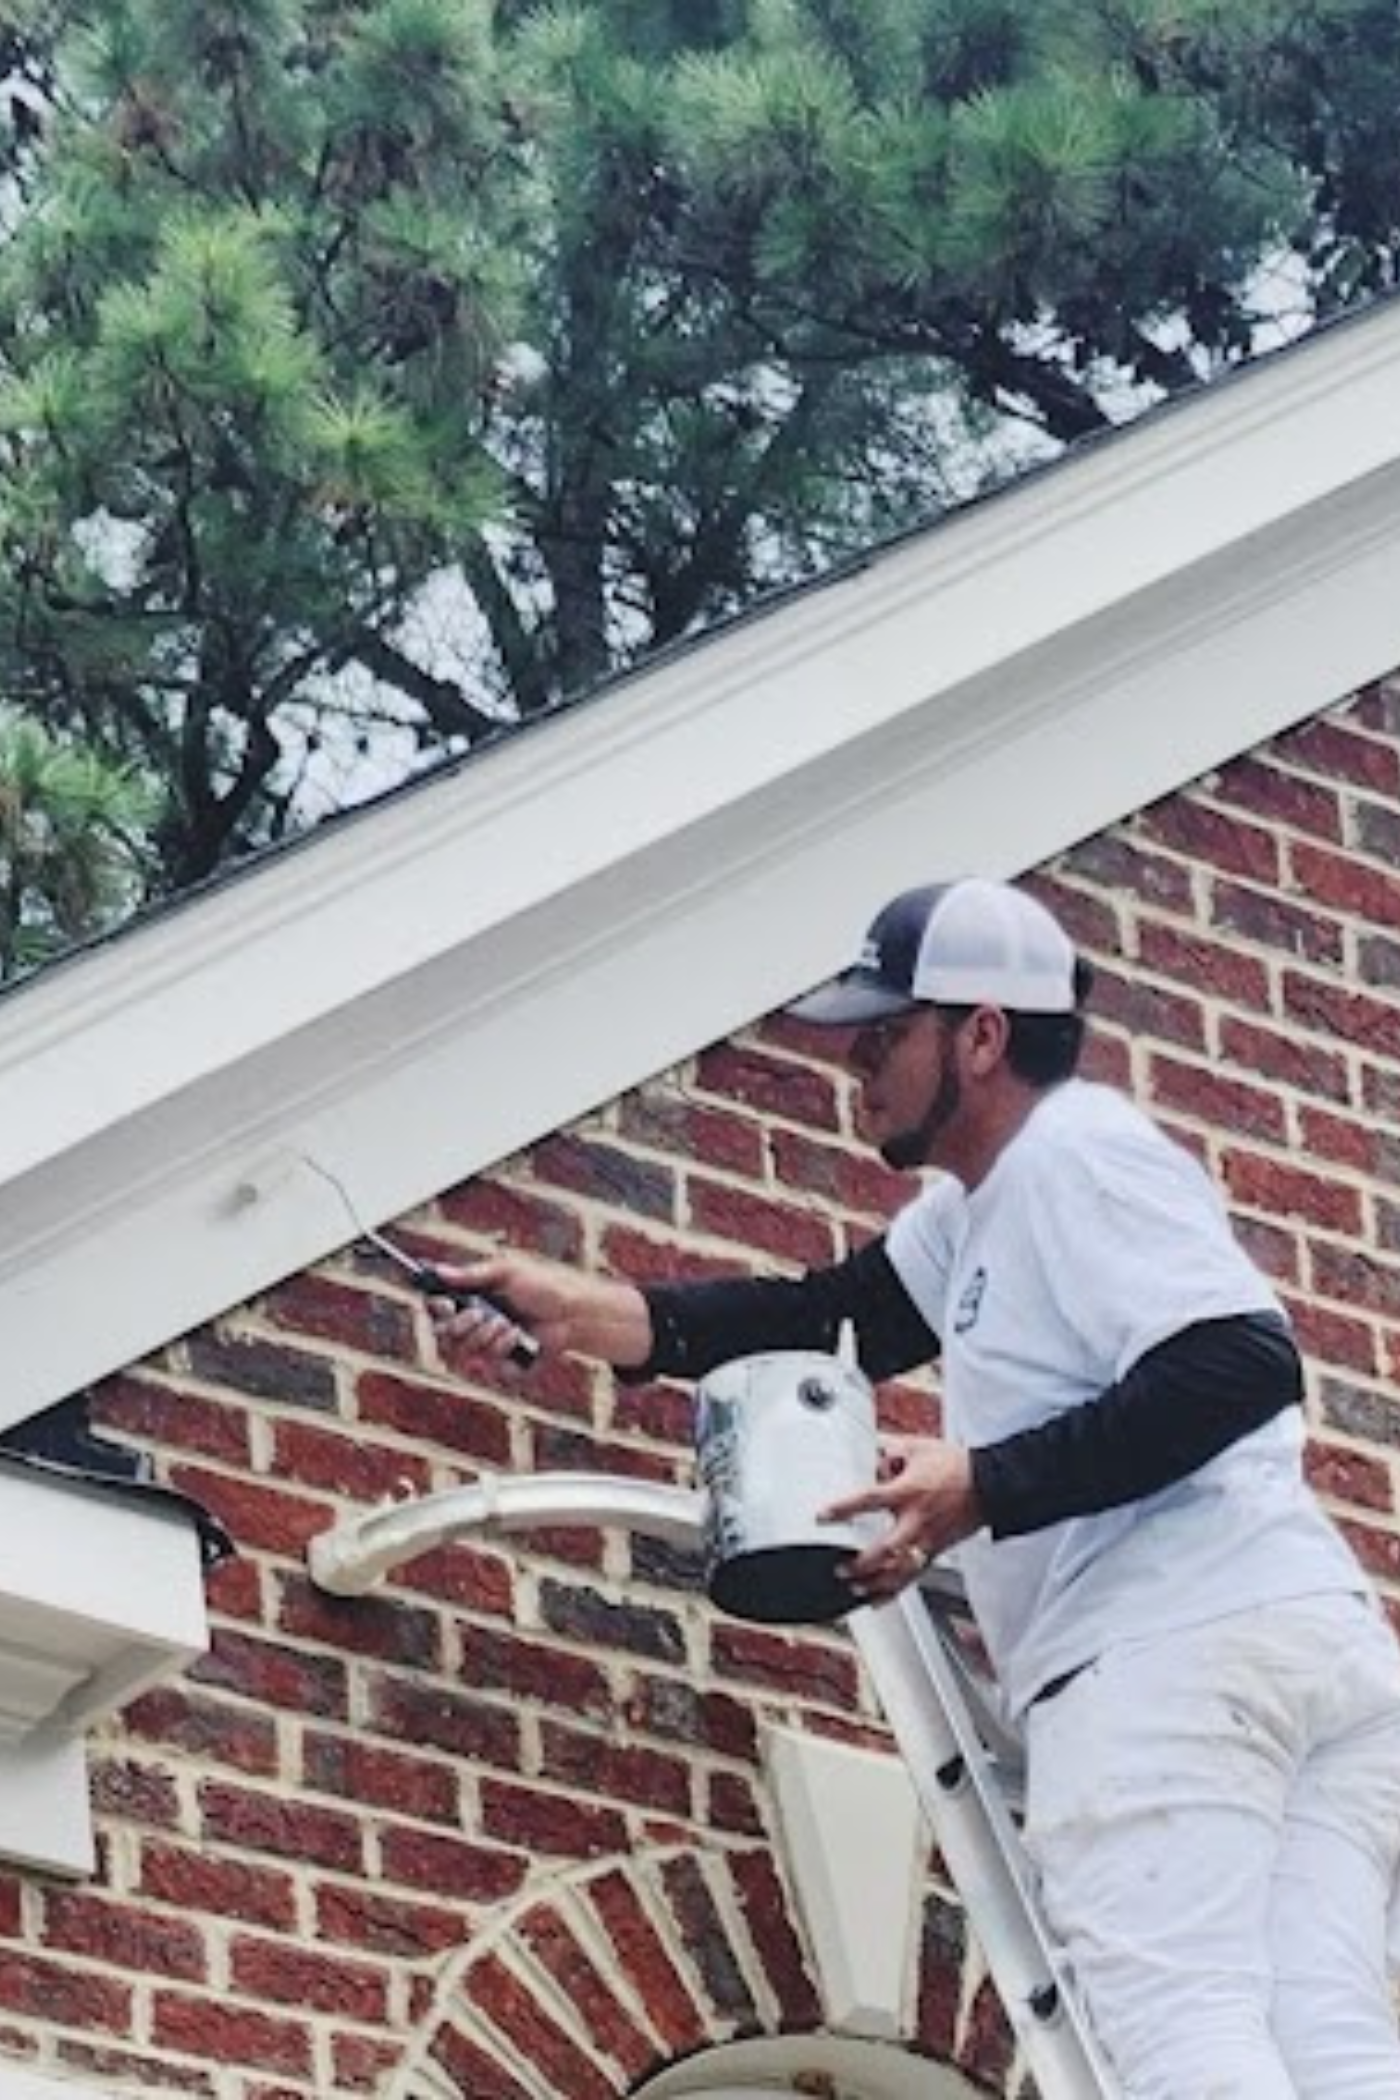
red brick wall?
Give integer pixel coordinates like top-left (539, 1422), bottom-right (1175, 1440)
top-left (3, 678), bottom-right (1398, 2096)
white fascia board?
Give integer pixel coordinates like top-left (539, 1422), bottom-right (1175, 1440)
top-left (0, 302), bottom-right (1399, 1426)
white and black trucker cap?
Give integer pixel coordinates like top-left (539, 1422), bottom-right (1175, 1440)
top-left (789, 879), bottom-right (1077, 1025)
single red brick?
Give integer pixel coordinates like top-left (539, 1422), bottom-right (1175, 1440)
top-left (434, 1179), bottom-right (584, 1262)
top-left (530, 1133), bottom-right (677, 1221)
top-left (392, 1540), bottom-right (515, 1616)
top-left (41, 1892), bottom-right (206, 1980)
top-left (538, 1577), bottom-right (686, 1663)
top-left (190, 1627), bottom-right (349, 1720)
top-left (1079, 1027), bottom-right (1133, 1089)
top-left (620, 1092), bottom-right (767, 1181)
top-left (694, 1043), bottom-right (843, 1131)
top-left (119, 1685), bottom-right (279, 1776)
top-left (957, 1970), bottom-right (1017, 2088)
top-left (230, 1936), bottom-right (388, 2022)
top-left (618, 1673), bottom-right (758, 1763)
top-left (710, 1621), bottom-right (861, 1709)
top-left (688, 1179), bottom-right (835, 1267)
top-left (1283, 972), bottom-right (1400, 1061)
top-left (377, 1825), bottom-right (527, 1904)
top-left (916, 1892), bottom-right (968, 2057)
top-left (91, 1758), bottom-right (182, 1831)
top-left (139, 1843), bottom-right (298, 1933)
top-left (205, 1554), bottom-right (264, 1623)
top-left (315, 1882), bottom-right (466, 1960)
top-left (1138, 795), bottom-right (1281, 883)
top-left (587, 1869), bottom-right (706, 2055)
top-left (331, 2032), bottom-right (406, 2093)
top-left (661, 1855), bottom-right (757, 2023)
top-left (706, 1769), bottom-right (764, 1836)
top-left (0, 1953), bottom-right (131, 2031)
top-left (1209, 878), bottom-right (1346, 968)
top-left (429, 2020), bottom-right (534, 2099)
top-left (259, 1272), bottom-right (417, 1361)
top-left (454, 1623), bottom-right (613, 1723)
top-left (729, 1848), bottom-right (823, 2029)
top-left (518, 1904), bottom-right (655, 2079)
top-left (1337, 1518), bottom-right (1400, 1586)
top-left (1218, 1017), bottom-right (1349, 1100)
top-left (769, 1129), bottom-right (913, 1218)
top-left (354, 1369), bottom-right (514, 1464)
top-left (1147, 1056), bottom-right (1287, 1145)
top-left (1291, 839), bottom-right (1400, 928)
top-left (1275, 714), bottom-right (1400, 794)
top-left (198, 1783), bottom-right (364, 1874)
top-left (93, 1373), bottom-right (253, 1465)
top-left (1207, 752), bottom-right (1344, 840)
top-left (1285, 1296), bottom-right (1379, 1376)
top-left (1221, 1149), bottom-right (1364, 1235)
top-left (1059, 837), bottom-right (1194, 916)
top-left (1305, 1441), bottom-right (1394, 1515)
top-left (302, 1731), bottom-right (459, 1823)
top-left (275, 1573), bottom-right (441, 1670)
top-left (1087, 965), bottom-right (1208, 1051)
top-left (1312, 1245), bottom-right (1400, 1323)
top-left (1232, 1215), bottom-right (1301, 1288)
top-left (1136, 922), bottom-right (1272, 1009)
top-left (366, 1672), bottom-right (523, 1766)
top-left (1296, 1105), bottom-right (1390, 1176)
top-left (598, 1225), bottom-right (738, 1288)
top-left (539, 1721), bottom-right (693, 1818)
top-left (151, 1994), bottom-right (312, 2076)
top-left (183, 1330), bottom-right (338, 1412)
top-left (478, 1778), bottom-right (628, 1860)
top-left (167, 1465), bottom-right (333, 1560)
top-left (268, 1417), bottom-right (433, 1503)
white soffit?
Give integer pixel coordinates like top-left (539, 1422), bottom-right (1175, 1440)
top-left (1, 299), bottom-right (1400, 1425)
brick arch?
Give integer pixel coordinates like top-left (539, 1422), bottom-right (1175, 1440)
top-left (398, 1841), bottom-right (1009, 2099)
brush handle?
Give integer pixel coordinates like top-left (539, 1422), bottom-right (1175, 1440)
top-left (418, 1266), bottom-right (540, 1370)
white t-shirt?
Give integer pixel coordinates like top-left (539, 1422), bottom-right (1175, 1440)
top-left (886, 1080), bottom-right (1364, 1716)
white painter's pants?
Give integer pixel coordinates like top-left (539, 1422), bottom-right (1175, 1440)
top-left (1023, 1593), bottom-right (1400, 2098)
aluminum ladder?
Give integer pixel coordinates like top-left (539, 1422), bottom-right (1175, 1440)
top-left (309, 1471), bottom-right (1117, 2099)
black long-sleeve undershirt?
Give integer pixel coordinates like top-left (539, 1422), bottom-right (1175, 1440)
top-left (636, 1238), bottom-right (936, 1387)
top-left (634, 1246), bottom-right (1302, 1540)
top-left (970, 1309), bottom-right (1300, 1536)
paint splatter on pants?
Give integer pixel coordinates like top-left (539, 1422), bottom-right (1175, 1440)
top-left (1024, 1593), bottom-right (1400, 2098)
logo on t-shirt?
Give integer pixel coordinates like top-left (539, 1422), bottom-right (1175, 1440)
top-left (953, 1266), bottom-right (987, 1333)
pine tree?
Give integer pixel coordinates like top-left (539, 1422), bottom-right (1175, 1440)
top-left (0, 0), bottom-right (524, 886)
top-left (0, 710), bottom-right (157, 977)
top-left (0, 0), bottom-right (1393, 904)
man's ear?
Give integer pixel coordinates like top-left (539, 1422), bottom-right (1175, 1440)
top-left (964, 1005), bottom-right (1012, 1075)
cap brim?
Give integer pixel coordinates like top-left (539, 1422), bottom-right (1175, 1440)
top-left (785, 975), bottom-right (919, 1026)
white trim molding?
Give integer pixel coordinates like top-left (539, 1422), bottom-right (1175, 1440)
top-left (0, 1466), bottom-right (208, 1875)
top-left (1, 300), bottom-right (1400, 1427)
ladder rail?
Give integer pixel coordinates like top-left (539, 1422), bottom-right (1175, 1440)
top-left (853, 1590), bottom-right (1118, 2098)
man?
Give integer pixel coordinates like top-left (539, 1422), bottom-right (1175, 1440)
top-left (433, 876), bottom-right (1400, 2098)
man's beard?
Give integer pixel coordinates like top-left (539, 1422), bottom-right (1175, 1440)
top-left (880, 1062), bottom-right (961, 1171)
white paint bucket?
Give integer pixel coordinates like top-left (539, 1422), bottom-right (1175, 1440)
top-left (695, 1346), bottom-right (878, 1624)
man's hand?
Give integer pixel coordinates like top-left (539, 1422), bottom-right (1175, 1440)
top-left (429, 1251), bottom-right (653, 1376)
top-left (821, 1434), bottom-right (983, 1603)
